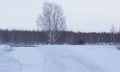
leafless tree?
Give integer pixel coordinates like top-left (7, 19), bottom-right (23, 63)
top-left (110, 25), bottom-right (115, 44)
top-left (37, 2), bottom-right (66, 44)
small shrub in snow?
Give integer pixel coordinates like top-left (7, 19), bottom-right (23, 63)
top-left (78, 39), bottom-right (85, 45)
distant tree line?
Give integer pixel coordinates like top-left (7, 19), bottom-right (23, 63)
top-left (0, 29), bottom-right (119, 45)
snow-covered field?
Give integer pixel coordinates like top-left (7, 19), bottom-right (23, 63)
top-left (0, 45), bottom-right (120, 72)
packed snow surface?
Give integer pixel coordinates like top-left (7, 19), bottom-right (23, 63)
top-left (0, 45), bottom-right (120, 72)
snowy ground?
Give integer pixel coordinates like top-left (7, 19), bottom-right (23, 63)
top-left (0, 45), bottom-right (120, 72)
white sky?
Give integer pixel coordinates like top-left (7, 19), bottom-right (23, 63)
top-left (0, 0), bottom-right (120, 32)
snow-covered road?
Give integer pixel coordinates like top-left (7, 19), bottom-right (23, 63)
top-left (1, 45), bottom-right (120, 72)
top-left (38, 46), bottom-right (103, 72)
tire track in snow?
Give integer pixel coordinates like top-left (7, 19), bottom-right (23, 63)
top-left (39, 47), bottom-right (68, 72)
top-left (38, 46), bottom-right (104, 72)
top-left (21, 64), bottom-right (41, 72)
top-left (64, 55), bottom-right (104, 72)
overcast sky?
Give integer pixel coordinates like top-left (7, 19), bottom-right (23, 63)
top-left (0, 0), bottom-right (120, 32)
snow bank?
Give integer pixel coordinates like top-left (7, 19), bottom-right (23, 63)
top-left (0, 56), bottom-right (21, 72)
top-left (0, 45), bottom-right (22, 72)
top-left (0, 45), bottom-right (12, 55)
top-left (8, 47), bottom-right (45, 72)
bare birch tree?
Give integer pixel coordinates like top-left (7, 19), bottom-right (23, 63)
top-left (37, 2), bottom-right (66, 44)
top-left (110, 25), bottom-right (115, 44)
